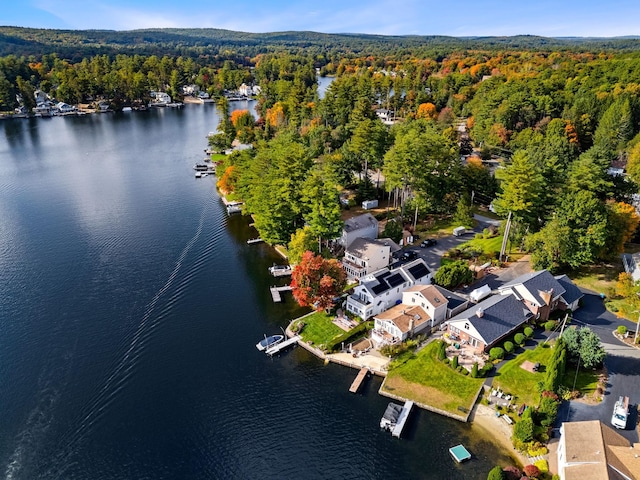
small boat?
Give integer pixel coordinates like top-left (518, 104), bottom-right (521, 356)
top-left (380, 402), bottom-right (403, 431)
top-left (256, 334), bottom-right (284, 351)
top-left (268, 264), bottom-right (292, 276)
top-left (193, 164), bottom-right (209, 171)
top-left (195, 172), bottom-right (202, 178)
top-left (226, 202), bottom-right (243, 214)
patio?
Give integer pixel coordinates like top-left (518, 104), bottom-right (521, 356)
top-left (444, 340), bottom-right (488, 372)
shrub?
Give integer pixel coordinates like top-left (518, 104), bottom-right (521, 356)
top-left (513, 409), bottom-right (534, 445)
top-left (514, 333), bottom-right (525, 345)
top-left (471, 362), bottom-right (479, 378)
top-left (524, 326), bottom-right (534, 338)
top-left (523, 464), bottom-right (540, 478)
top-left (487, 466), bottom-right (505, 480)
top-left (452, 355), bottom-right (459, 369)
top-left (617, 325), bottom-right (628, 335)
top-left (504, 341), bottom-right (515, 353)
top-left (489, 347), bottom-right (505, 360)
top-left (461, 368), bottom-right (469, 375)
top-left (534, 459), bottom-right (548, 473)
top-left (544, 320), bottom-right (557, 331)
top-left (443, 358), bottom-right (450, 364)
top-left (502, 466), bottom-right (521, 480)
top-left (437, 340), bottom-right (447, 360)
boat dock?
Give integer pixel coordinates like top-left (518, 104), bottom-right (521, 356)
top-left (349, 367), bottom-right (369, 393)
top-left (270, 285), bottom-right (292, 302)
top-left (246, 238), bottom-right (263, 245)
top-left (266, 335), bottom-right (301, 356)
top-left (269, 266), bottom-right (292, 277)
top-left (391, 401), bottom-right (414, 438)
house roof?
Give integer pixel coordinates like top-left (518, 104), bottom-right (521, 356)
top-left (561, 420), bottom-right (639, 480)
top-left (405, 284), bottom-right (448, 309)
top-left (359, 259), bottom-right (431, 298)
top-left (554, 275), bottom-right (584, 306)
top-left (448, 294), bottom-right (532, 347)
top-left (432, 285), bottom-right (468, 311)
top-left (343, 213), bottom-right (378, 234)
top-left (345, 237), bottom-right (399, 260)
top-left (374, 304), bottom-right (430, 334)
top-left (498, 270), bottom-right (566, 306)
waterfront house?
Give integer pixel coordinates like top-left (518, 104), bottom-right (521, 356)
top-left (375, 108), bottom-right (395, 125)
top-left (557, 420), bottom-right (640, 480)
top-left (342, 237), bottom-right (400, 280)
top-left (55, 102), bottom-right (76, 114)
top-left (339, 213), bottom-right (379, 248)
top-left (497, 270), bottom-right (566, 321)
top-left (372, 285), bottom-right (468, 347)
top-left (445, 293), bottom-right (533, 353)
top-left (345, 258), bottom-right (432, 320)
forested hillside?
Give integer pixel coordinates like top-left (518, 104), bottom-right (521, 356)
top-left (3, 27), bottom-right (640, 275)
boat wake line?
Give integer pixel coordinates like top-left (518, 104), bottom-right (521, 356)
top-left (32, 201), bottom-right (213, 479)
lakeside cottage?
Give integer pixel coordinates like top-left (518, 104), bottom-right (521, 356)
top-left (372, 284), bottom-right (459, 347)
top-left (345, 258), bottom-right (432, 320)
top-left (342, 237), bottom-right (400, 280)
top-left (339, 213), bottom-right (379, 248)
top-left (445, 293), bottom-right (533, 353)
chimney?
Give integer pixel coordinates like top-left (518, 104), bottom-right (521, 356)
top-left (409, 317), bottom-right (415, 336)
top-left (476, 307), bottom-right (484, 318)
top-left (539, 289), bottom-right (553, 306)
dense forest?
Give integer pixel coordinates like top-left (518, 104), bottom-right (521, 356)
top-left (3, 27), bottom-right (640, 274)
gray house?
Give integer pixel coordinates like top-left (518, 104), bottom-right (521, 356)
top-left (339, 213), bottom-right (379, 248)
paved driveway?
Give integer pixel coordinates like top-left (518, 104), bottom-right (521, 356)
top-left (557, 291), bottom-right (640, 442)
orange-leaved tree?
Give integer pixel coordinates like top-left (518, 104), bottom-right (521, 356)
top-left (290, 251), bottom-right (346, 311)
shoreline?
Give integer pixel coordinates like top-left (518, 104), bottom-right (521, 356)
top-left (286, 317), bottom-right (530, 467)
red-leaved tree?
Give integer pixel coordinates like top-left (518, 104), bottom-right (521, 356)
top-left (291, 251), bottom-right (346, 311)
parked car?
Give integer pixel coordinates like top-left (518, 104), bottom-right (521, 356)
top-left (420, 239), bottom-right (437, 248)
top-left (401, 250), bottom-right (418, 261)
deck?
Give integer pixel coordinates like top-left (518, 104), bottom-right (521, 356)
top-left (391, 401), bottom-right (414, 438)
top-left (270, 285), bottom-right (292, 302)
top-left (349, 367), bottom-right (369, 393)
top-left (265, 335), bottom-right (301, 356)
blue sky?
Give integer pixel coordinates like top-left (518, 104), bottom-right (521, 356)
top-left (4, 0), bottom-right (640, 37)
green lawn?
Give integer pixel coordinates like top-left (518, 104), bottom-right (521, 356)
top-left (493, 343), bottom-right (555, 406)
top-left (458, 234), bottom-right (504, 256)
top-left (561, 364), bottom-right (600, 396)
top-left (298, 311), bottom-right (344, 347)
top-left (210, 153), bottom-right (226, 163)
top-left (381, 341), bottom-right (484, 415)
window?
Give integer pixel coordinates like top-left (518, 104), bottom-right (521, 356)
top-left (464, 322), bottom-right (470, 330)
top-left (412, 297), bottom-right (416, 303)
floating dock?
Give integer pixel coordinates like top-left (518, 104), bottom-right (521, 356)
top-left (391, 401), bottom-right (414, 438)
top-left (449, 444), bottom-right (471, 463)
top-left (270, 285), bottom-right (292, 302)
top-left (266, 335), bottom-right (300, 356)
top-left (349, 367), bottom-right (369, 393)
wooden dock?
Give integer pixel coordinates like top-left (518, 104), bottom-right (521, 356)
top-left (270, 285), bottom-right (292, 302)
top-left (349, 367), bottom-right (369, 393)
top-left (266, 335), bottom-right (300, 356)
top-left (392, 401), bottom-right (414, 438)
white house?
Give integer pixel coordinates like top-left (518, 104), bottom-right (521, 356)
top-left (152, 92), bottom-right (171, 104)
top-left (339, 213), bottom-right (379, 248)
top-left (342, 237), bottom-right (400, 280)
top-left (182, 84), bottom-right (199, 95)
top-left (345, 258), bottom-right (432, 320)
top-left (375, 108), bottom-right (395, 124)
top-left (55, 102), bottom-right (76, 113)
top-left (372, 304), bottom-right (431, 346)
top-left (238, 83), bottom-right (253, 97)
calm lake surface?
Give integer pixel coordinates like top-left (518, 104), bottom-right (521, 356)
top-left (0, 104), bottom-right (514, 479)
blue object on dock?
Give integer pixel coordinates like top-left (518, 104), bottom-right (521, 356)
top-left (449, 444), bottom-right (471, 463)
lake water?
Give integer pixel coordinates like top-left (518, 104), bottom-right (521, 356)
top-left (0, 105), bottom-right (515, 479)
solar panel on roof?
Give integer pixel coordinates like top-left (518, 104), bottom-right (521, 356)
top-left (408, 263), bottom-right (429, 279)
top-left (387, 273), bottom-right (404, 288)
top-left (372, 283), bottom-right (388, 295)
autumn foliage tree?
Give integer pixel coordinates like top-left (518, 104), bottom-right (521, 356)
top-left (291, 251), bottom-right (346, 311)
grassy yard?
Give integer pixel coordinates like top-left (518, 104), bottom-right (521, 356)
top-left (458, 234), bottom-right (504, 256)
top-left (298, 311), bottom-right (344, 347)
top-left (492, 342), bottom-right (555, 406)
top-left (561, 364), bottom-right (600, 397)
top-left (381, 341), bottom-right (484, 415)
top-left (210, 153), bottom-right (227, 163)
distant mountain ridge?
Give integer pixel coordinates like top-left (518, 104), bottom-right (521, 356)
top-left (1, 26), bottom-right (640, 60)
